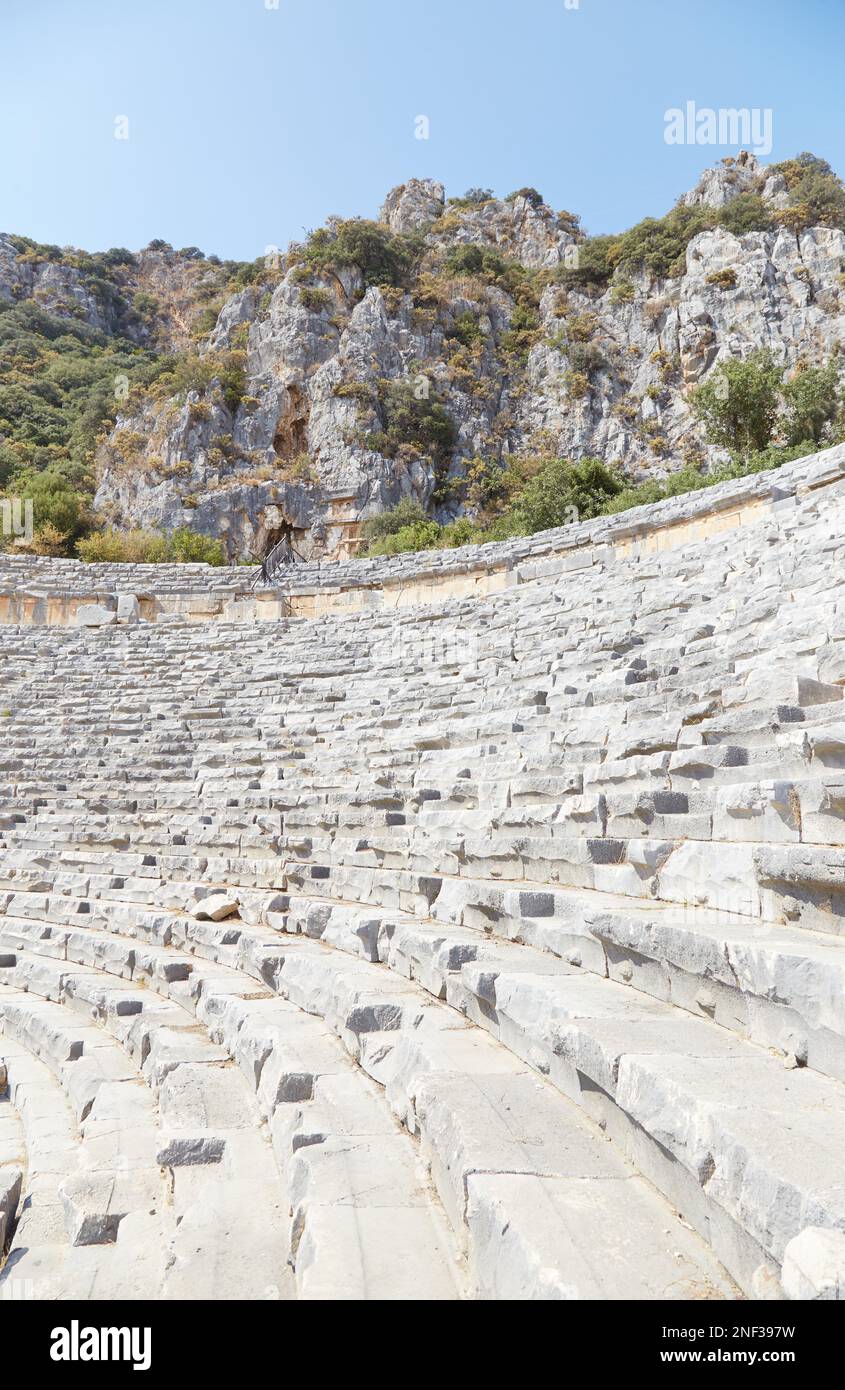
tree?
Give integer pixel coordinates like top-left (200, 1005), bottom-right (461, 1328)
top-left (7, 469), bottom-right (83, 543)
top-left (298, 219), bottom-right (419, 289)
top-left (361, 498), bottom-right (428, 542)
top-left (510, 457), bottom-right (623, 534)
top-left (719, 194), bottom-right (775, 236)
top-left (781, 363), bottom-right (841, 445)
top-left (693, 351), bottom-right (784, 456)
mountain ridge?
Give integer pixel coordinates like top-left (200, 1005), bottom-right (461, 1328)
top-left (2, 150), bottom-right (845, 561)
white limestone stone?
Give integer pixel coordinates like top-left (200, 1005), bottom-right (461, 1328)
top-left (193, 894), bottom-right (240, 921)
top-left (116, 594), bottom-right (140, 624)
top-left (781, 1227), bottom-right (845, 1300)
top-left (75, 602), bottom-right (117, 628)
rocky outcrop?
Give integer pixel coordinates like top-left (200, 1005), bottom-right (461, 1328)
top-left (520, 221), bottom-right (845, 460)
top-left (0, 235), bottom-right (243, 350)
top-left (8, 155), bottom-right (845, 562)
top-left (379, 178), bottom-right (445, 234)
top-left (0, 235), bottom-right (119, 334)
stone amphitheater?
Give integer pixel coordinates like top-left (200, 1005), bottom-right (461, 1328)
top-left (2, 444), bottom-right (845, 1303)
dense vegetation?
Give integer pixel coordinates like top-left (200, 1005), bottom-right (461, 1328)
top-left (0, 301), bottom-right (169, 548)
top-left (76, 526), bottom-right (225, 565)
top-left (291, 219), bottom-right (425, 290)
top-left (362, 353), bottom-right (843, 556)
top-left (0, 237), bottom-right (272, 557)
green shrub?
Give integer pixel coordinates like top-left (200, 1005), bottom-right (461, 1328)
top-left (617, 204), bottom-right (713, 280)
top-left (500, 303), bottom-right (540, 358)
top-left (297, 219), bottom-right (421, 289)
top-left (446, 311), bottom-right (484, 347)
top-left (359, 435), bottom-right (823, 561)
top-left (364, 519), bottom-right (444, 557)
top-left (506, 187), bottom-right (544, 208)
top-left (76, 526), bottom-right (225, 565)
top-left (694, 352), bottom-right (841, 457)
top-left (781, 362), bottom-right (841, 445)
top-left (603, 441), bottom-right (818, 514)
top-left (333, 380), bottom-right (373, 402)
top-left (609, 281), bottom-right (636, 304)
top-left (168, 527), bottom-right (225, 564)
top-left (448, 188), bottom-right (495, 209)
top-left (299, 287), bottom-right (333, 312)
top-left (156, 349), bottom-right (246, 414)
top-left (3, 469), bottom-right (83, 542)
top-left (0, 300), bottom-right (167, 485)
top-left (563, 370), bottom-right (591, 398)
top-left (509, 457), bottom-right (623, 534)
top-left (76, 529), bottom-right (167, 563)
top-left (568, 341), bottom-right (606, 376)
top-left (444, 243), bottom-right (509, 282)
top-left (719, 193), bottom-right (775, 236)
top-left (770, 154), bottom-right (845, 233)
top-left (365, 380), bottom-right (455, 472)
top-left (706, 268), bottom-right (738, 289)
top-left (559, 234), bottom-right (622, 291)
top-left (361, 498), bottom-right (428, 542)
top-left (738, 440), bottom-right (818, 473)
top-left (693, 350), bottom-right (784, 456)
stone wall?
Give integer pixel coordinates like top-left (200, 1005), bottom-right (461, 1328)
top-left (2, 443), bottom-right (844, 627)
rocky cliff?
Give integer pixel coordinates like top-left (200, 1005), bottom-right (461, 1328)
top-left (4, 152), bottom-right (845, 561)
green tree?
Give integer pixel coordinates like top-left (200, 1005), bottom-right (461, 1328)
top-left (693, 351), bottom-right (784, 456)
top-left (366, 379), bottom-right (455, 472)
top-left (781, 362), bottom-right (841, 445)
top-left (719, 194), bottom-right (775, 236)
top-left (361, 497), bottom-right (428, 543)
top-left (510, 457), bottom-right (623, 534)
top-left (6, 469), bottom-right (83, 540)
top-left (298, 219), bottom-right (420, 289)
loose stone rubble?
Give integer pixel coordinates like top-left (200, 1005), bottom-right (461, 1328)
top-left (2, 443), bottom-right (845, 1300)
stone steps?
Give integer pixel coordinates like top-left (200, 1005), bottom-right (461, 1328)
top-left (0, 932), bottom-right (464, 1300)
top-left (4, 884), bottom-right (800, 1295)
top-left (0, 1030), bottom-right (167, 1300)
top-left (258, 894), bottom-right (845, 1297)
top-left (0, 969), bottom-right (294, 1301)
top-left (0, 914), bottom-right (737, 1299)
top-left (281, 888), bottom-right (845, 1082)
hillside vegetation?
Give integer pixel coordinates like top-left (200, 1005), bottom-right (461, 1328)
top-left (2, 152), bottom-right (845, 562)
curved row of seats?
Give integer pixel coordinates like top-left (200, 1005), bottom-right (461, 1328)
top-left (3, 449), bottom-right (845, 1299)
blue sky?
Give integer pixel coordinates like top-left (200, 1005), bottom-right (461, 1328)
top-left (1, 0), bottom-right (843, 261)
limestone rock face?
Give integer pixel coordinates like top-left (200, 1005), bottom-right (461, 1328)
top-left (0, 237), bottom-right (115, 331)
top-left (429, 192), bottom-right (578, 269)
top-left (681, 151), bottom-right (764, 208)
top-left (380, 179), bottom-right (445, 234)
top-left (81, 158), bottom-right (845, 559)
top-left (0, 235), bottom-right (244, 350)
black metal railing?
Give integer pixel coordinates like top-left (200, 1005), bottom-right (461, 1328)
top-left (250, 533), bottom-right (298, 589)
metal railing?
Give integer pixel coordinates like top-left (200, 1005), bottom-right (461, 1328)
top-left (250, 533), bottom-right (300, 589)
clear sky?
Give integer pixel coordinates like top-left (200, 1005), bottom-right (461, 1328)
top-left (1, 0), bottom-right (843, 261)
